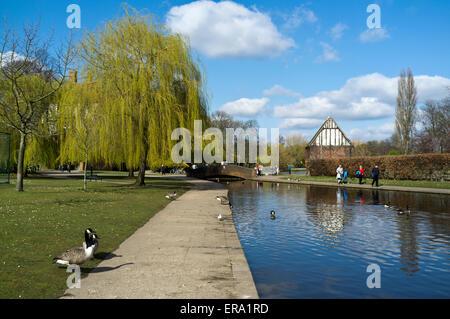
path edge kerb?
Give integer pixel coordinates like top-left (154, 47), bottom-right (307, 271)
top-left (249, 177), bottom-right (450, 195)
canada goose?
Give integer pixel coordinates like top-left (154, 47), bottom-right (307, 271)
top-left (216, 195), bottom-right (229, 205)
top-left (53, 229), bottom-right (96, 265)
top-left (397, 206), bottom-right (411, 216)
top-left (165, 191), bottom-right (177, 199)
top-left (405, 206), bottom-right (411, 215)
top-left (218, 214), bottom-right (223, 221)
top-left (82, 228), bottom-right (96, 248)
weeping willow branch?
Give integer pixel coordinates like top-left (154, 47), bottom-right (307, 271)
top-left (75, 5), bottom-right (209, 186)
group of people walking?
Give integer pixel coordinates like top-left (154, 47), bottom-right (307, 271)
top-left (336, 164), bottom-right (380, 187)
top-left (254, 165), bottom-right (280, 176)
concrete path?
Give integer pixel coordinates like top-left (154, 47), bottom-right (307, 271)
top-left (61, 178), bottom-right (258, 299)
top-left (249, 176), bottom-right (450, 195)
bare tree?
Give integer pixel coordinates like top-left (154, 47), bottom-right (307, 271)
top-left (421, 98), bottom-right (450, 153)
top-left (395, 68), bottom-right (417, 154)
top-left (0, 19), bottom-right (73, 191)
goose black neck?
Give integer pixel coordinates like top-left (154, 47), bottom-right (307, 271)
top-left (84, 231), bottom-right (94, 248)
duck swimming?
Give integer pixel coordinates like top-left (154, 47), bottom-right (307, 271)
top-left (384, 201), bottom-right (392, 208)
top-left (270, 210), bottom-right (276, 220)
top-left (397, 206), bottom-right (411, 216)
top-left (405, 206), bottom-right (411, 215)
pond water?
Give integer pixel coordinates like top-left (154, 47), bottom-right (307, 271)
top-left (228, 181), bottom-right (450, 298)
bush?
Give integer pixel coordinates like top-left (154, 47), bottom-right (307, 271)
top-left (306, 153), bottom-right (450, 181)
top-left (388, 150), bottom-right (401, 156)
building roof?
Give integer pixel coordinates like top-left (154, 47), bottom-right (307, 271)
top-left (307, 117), bottom-right (352, 147)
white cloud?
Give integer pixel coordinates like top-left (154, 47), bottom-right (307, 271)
top-left (0, 51), bottom-right (25, 67)
top-left (329, 23), bottom-right (348, 40)
top-left (283, 6), bottom-right (318, 29)
top-left (359, 28), bottom-right (390, 43)
top-left (279, 118), bottom-right (323, 130)
top-left (273, 73), bottom-right (450, 122)
top-left (349, 122), bottom-right (395, 141)
top-left (220, 97), bottom-right (269, 117)
top-left (263, 85), bottom-right (302, 98)
top-left (166, 1), bottom-right (295, 58)
top-left (315, 42), bottom-right (340, 63)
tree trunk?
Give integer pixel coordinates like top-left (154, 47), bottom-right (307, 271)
top-left (16, 132), bottom-right (27, 192)
top-left (128, 168), bottom-right (134, 177)
top-left (83, 157), bottom-right (88, 191)
top-left (136, 160), bottom-right (146, 186)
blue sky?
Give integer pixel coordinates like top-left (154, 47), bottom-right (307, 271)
top-left (2, 0), bottom-right (450, 141)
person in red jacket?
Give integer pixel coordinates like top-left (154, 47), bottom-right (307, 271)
top-left (356, 165), bottom-right (365, 184)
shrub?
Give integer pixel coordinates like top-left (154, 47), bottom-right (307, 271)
top-left (306, 153), bottom-right (450, 181)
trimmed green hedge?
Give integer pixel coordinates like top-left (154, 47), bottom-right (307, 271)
top-left (306, 153), bottom-right (450, 181)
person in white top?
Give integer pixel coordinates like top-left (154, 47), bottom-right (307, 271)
top-left (336, 165), bottom-right (344, 184)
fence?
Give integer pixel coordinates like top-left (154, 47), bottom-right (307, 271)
top-left (0, 132), bottom-right (11, 184)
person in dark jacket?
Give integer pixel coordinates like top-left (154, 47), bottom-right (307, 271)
top-left (371, 165), bottom-right (380, 187)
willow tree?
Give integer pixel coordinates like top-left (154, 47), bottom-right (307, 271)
top-left (58, 81), bottom-right (101, 190)
top-left (78, 7), bottom-right (208, 185)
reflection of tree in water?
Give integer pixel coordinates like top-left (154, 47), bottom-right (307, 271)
top-left (397, 216), bottom-right (420, 275)
top-left (305, 186), bottom-right (354, 244)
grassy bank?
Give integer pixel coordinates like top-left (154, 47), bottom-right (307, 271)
top-left (0, 177), bottom-right (189, 299)
top-left (281, 175), bottom-right (450, 189)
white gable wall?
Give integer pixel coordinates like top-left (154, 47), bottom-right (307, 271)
top-left (311, 118), bottom-right (351, 147)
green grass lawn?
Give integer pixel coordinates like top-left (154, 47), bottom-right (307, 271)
top-left (0, 177), bottom-right (189, 299)
top-left (281, 175), bottom-right (450, 189)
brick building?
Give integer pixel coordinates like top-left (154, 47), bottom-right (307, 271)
top-left (305, 117), bottom-right (353, 161)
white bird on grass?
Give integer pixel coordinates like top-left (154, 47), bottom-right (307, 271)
top-left (165, 191), bottom-right (177, 199)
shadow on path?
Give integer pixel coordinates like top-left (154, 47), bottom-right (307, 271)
top-left (94, 252), bottom-right (123, 261)
top-left (81, 262), bottom-right (134, 274)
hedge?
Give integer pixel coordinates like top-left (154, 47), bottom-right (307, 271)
top-left (306, 153), bottom-right (450, 181)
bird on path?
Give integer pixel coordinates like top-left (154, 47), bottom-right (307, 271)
top-left (216, 195), bottom-right (230, 205)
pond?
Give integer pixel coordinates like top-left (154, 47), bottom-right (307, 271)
top-left (228, 181), bottom-right (450, 298)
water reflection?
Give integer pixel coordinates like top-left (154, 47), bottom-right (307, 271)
top-left (229, 181), bottom-right (450, 298)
